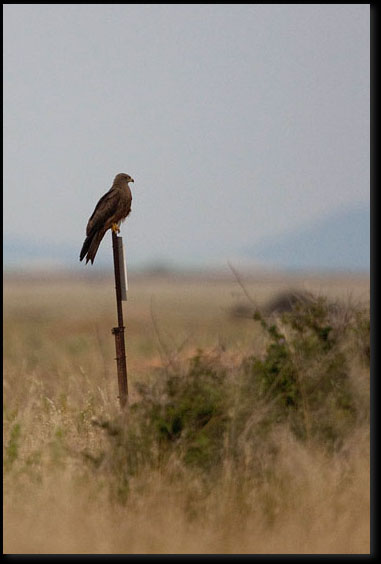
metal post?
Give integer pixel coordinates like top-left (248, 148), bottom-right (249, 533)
top-left (111, 231), bottom-right (128, 408)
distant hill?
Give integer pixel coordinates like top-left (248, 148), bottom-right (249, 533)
top-left (4, 204), bottom-right (370, 273)
top-left (246, 204), bottom-right (370, 271)
top-left (3, 237), bottom-right (82, 270)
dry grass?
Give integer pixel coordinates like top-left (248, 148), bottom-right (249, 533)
top-left (3, 270), bottom-right (370, 554)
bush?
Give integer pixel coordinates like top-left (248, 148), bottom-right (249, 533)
top-left (243, 296), bottom-right (363, 448)
top-left (86, 294), bottom-right (369, 506)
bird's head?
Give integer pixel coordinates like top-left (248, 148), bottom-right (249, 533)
top-left (114, 172), bottom-right (134, 184)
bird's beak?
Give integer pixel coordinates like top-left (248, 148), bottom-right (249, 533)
top-left (131, 178), bottom-right (134, 182)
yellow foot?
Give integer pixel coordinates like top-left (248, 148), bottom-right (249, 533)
top-left (111, 223), bottom-right (120, 234)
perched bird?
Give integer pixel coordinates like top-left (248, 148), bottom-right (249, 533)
top-left (80, 173), bottom-right (134, 264)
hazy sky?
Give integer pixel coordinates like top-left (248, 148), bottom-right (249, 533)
top-left (3, 4), bottom-right (369, 268)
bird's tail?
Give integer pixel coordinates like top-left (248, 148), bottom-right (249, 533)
top-left (79, 231), bottom-right (105, 264)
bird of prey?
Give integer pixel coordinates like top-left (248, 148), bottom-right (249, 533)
top-left (80, 173), bottom-right (134, 264)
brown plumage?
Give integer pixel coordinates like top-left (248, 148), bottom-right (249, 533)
top-left (80, 173), bottom-right (134, 264)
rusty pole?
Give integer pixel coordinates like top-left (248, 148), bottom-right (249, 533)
top-left (111, 231), bottom-right (128, 408)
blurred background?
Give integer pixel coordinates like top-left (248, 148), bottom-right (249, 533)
top-left (3, 4), bottom-right (369, 275)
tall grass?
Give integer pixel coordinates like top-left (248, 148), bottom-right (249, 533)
top-left (3, 277), bottom-right (370, 553)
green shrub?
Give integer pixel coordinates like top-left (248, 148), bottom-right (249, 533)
top-left (245, 298), bottom-right (365, 446)
top-left (86, 294), bottom-right (369, 506)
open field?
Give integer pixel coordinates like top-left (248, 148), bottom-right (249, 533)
top-left (3, 270), bottom-right (370, 554)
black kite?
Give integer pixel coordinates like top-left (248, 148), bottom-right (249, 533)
top-left (80, 173), bottom-right (134, 264)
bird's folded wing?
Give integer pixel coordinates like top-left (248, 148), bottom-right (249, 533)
top-left (86, 189), bottom-right (120, 236)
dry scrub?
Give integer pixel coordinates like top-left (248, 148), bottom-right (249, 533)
top-left (3, 275), bottom-right (370, 554)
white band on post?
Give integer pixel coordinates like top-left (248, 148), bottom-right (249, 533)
top-left (117, 236), bottom-right (128, 301)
